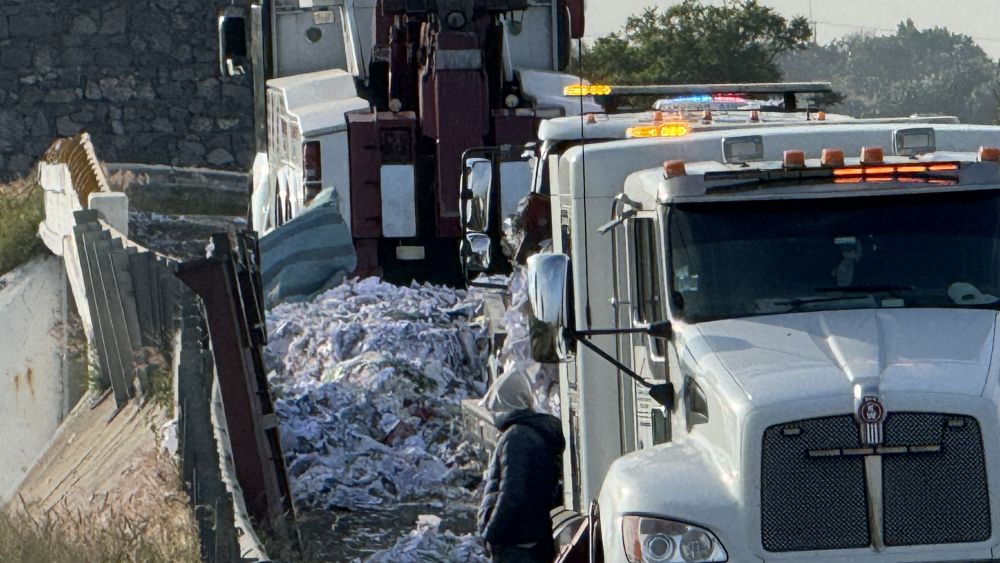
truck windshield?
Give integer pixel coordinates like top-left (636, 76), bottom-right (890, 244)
top-left (668, 190), bottom-right (1000, 323)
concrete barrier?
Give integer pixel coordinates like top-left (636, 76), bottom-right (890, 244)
top-left (0, 257), bottom-right (74, 502)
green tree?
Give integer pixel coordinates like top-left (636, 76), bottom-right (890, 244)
top-left (782, 20), bottom-right (1000, 124)
top-left (581, 0), bottom-right (812, 85)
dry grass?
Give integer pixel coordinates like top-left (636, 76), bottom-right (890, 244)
top-left (5, 432), bottom-right (202, 563)
top-left (0, 497), bottom-right (201, 563)
top-left (0, 177), bottom-right (46, 276)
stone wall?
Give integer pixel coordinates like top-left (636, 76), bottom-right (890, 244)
top-left (0, 0), bottom-right (254, 179)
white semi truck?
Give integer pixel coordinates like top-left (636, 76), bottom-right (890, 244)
top-left (479, 109), bottom-right (1000, 561)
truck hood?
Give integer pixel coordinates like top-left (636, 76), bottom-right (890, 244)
top-left (686, 309), bottom-right (998, 406)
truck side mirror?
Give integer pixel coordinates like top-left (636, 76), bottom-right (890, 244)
top-left (527, 252), bottom-right (570, 363)
top-left (218, 7), bottom-right (248, 77)
top-left (462, 232), bottom-right (492, 273)
top-left (463, 158), bottom-right (493, 232)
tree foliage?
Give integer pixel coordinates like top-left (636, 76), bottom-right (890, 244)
top-left (781, 20), bottom-right (1000, 124)
top-left (580, 0), bottom-right (812, 85)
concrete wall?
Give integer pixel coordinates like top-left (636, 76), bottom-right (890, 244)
top-left (0, 0), bottom-right (254, 179)
top-left (0, 256), bottom-right (70, 502)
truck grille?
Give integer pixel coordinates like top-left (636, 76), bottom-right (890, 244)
top-left (760, 413), bottom-right (990, 552)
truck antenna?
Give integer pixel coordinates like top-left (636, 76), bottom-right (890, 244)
top-left (577, 37), bottom-right (593, 327)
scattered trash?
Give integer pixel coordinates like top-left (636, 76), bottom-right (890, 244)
top-left (367, 514), bottom-right (489, 563)
top-left (160, 418), bottom-right (178, 458)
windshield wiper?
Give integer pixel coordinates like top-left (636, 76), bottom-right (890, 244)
top-left (814, 284), bottom-right (914, 294)
top-left (765, 285), bottom-right (913, 313)
top-left (768, 295), bottom-right (877, 311)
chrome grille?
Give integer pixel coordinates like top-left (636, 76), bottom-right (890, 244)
top-left (882, 414), bottom-right (990, 546)
top-left (760, 415), bottom-right (870, 552)
top-left (760, 412), bottom-right (990, 552)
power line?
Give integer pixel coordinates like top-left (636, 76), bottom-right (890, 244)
top-left (812, 19), bottom-right (1000, 44)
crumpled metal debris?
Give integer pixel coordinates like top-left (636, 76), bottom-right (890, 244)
top-left (266, 277), bottom-right (489, 513)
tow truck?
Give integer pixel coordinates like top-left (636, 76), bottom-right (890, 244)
top-left (217, 0), bottom-right (591, 284)
top-left (465, 83), bottom-right (1000, 561)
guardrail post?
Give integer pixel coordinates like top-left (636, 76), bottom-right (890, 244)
top-left (176, 232), bottom-right (293, 528)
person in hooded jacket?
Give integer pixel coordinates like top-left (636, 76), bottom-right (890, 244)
top-left (478, 372), bottom-right (566, 562)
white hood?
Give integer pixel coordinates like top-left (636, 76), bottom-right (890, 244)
top-left (685, 309), bottom-right (998, 406)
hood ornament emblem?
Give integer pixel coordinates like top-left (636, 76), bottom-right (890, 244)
top-left (857, 395), bottom-right (885, 446)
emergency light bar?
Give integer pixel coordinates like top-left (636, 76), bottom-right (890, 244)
top-left (564, 81), bottom-right (833, 111)
top-left (609, 82), bottom-right (832, 97)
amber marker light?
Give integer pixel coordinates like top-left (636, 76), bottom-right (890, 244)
top-left (663, 160), bottom-right (687, 178)
top-left (783, 150), bottom-right (806, 169)
top-left (895, 165), bottom-right (929, 173)
top-left (658, 123), bottom-right (690, 137)
top-left (979, 146), bottom-right (1000, 162)
top-left (626, 123), bottom-right (690, 139)
top-left (861, 146), bottom-right (885, 165)
top-left (821, 148), bottom-right (844, 167)
top-left (563, 84), bottom-right (612, 96)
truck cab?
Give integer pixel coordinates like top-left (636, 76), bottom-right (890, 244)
top-left (459, 83), bottom-right (962, 276)
top-left (525, 121), bottom-right (1000, 562)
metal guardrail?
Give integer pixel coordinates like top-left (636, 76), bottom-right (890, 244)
top-left (50, 134), bottom-right (292, 561)
top-left (72, 210), bottom-right (173, 407)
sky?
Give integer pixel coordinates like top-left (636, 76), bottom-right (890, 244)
top-left (585, 0), bottom-right (1000, 58)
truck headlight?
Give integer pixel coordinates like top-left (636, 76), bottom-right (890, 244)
top-left (622, 515), bottom-right (728, 562)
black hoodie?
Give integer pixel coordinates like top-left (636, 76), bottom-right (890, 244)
top-left (477, 409), bottom-right (566, 548)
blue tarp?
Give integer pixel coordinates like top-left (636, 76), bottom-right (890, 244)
top-left (260, 189), bottom-right (357, 309)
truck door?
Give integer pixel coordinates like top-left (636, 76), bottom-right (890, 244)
top-left (622, 216), bottom-right (671, 451)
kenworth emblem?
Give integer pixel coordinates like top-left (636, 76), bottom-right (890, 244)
top-left (857, 395), bottom-right (885, 446)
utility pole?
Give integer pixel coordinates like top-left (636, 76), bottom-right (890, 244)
top-left (808, 0), bottom-right (818, 43)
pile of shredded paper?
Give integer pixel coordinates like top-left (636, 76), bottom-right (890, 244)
top-left (265, 277), bottom-right (491, 559)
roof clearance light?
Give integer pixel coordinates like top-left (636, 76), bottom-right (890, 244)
top-left (979, 146), bottom-right (1000, 162)
top-left (663, 160), bottom-right (687, 178)
top-left (821, 148), bottom-right (845, 167)
top-left (783, 149), bottom-right (806, 169)
top-left (626, 123), bottom-right (690, 138)
top-left (563, 84), bottom-right (612, 97)
top-left (861, 146), bottom-right (885, 165)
